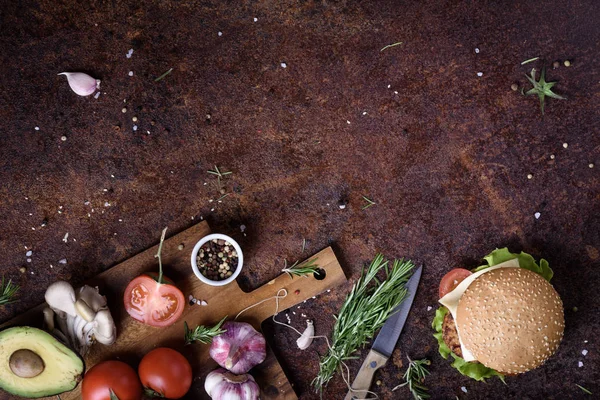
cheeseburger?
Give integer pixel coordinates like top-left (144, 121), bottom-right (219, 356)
top-left (432, 248), bottom-right (564, 381)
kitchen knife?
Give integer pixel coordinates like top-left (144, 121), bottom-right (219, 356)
top-left (344, 266), bottom-right (422, 400)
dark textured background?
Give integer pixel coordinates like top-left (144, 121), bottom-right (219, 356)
top-left (0, 0), bottom-right (598, 399)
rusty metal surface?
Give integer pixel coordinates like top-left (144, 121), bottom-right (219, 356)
top-left (0, 0), bottom-right (598, 399)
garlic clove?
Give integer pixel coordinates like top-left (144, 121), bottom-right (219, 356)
top-left (296, 319), bottom-right (314, 350)
top-left (58, 72), bottom-right (100, 96)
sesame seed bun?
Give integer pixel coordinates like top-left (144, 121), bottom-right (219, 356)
top-left (456, 267), bottom-right (565, 374)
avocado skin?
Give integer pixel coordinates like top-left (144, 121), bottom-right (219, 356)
top-left (0, 326), bottom-right (85, 398)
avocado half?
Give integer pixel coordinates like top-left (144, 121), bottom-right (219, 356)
top-left (0, 326), bottom-right (84, 398)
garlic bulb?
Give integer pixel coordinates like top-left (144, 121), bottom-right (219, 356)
top-left (296, 319), bottom-right (314, 350)
top-left (210, 321), bottom-right (266, 374)
top-left (205, 368), bottom-right (259, 400)
top-left (58, 72), bottom-right (100, 96)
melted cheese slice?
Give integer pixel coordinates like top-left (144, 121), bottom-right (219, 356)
top-left (438, 258), bottom-right (520, 361)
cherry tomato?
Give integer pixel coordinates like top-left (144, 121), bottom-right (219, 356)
top-left (138, 348), bottom-right (192, 399)
top-left (439, 268), bottom-right (473, 298)
top-left (124, 274), bottom-right (184, 327)
top-left (82, 360), bottom-right (142, 400)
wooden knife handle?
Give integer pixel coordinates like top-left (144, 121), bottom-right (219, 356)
top-left (344, 349), bottom-right (388, 400)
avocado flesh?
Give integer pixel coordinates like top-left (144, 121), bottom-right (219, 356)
top-left (0, 326), bottom-right (84, 398)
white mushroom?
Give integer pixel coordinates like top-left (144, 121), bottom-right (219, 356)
top-left (92, 309), bottom-right (116, 345)
top-left (43, 281), bottom-right (117, 355)
top-left (45, 281), bottom-right (77, 317)
top-left (43, 307), bottom-right (55, 331)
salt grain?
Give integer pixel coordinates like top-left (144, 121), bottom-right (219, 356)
top-left (550, 154), bottom-right (555, 159)
top-left (61, 136), bottom-right (67, 141)
top-left (563, 142), bottom-right (568, 149)
top-left (475, 47), bottom-right (480, 53)
top-left (461, 387), bottom-right (468, 393)
top-left (534, 212), bottom-right (541, 219)
top-left (58, 259), bottom-right (67, 264)
top-left (128, 71), bottom-right (134, 76)
top-left (34, 126), bottom-right (40, 131)
top-left (133, 125), bottom-right (138, 131)
top-left (27, 258), bottom-right (32, 263)
top-left (62, 233), bottom-right (69, 242)
top-left (253, 17), bottom-right (258, 22)
top-left (578, 361), bottom-right (583, 367)
top-left (25, 250), bottom-right (32, 257)
top-left (477, 72), bottom-right (483, 77)
top-left (280, 62), bottom-right (287, 68)
top-left (582, 350), bottom-right (588, 356)
top-left (218, 31), bottom-right (223, 36)
top-left (427, 306), bottom-right (433, 311)
top-left (362, 111), bottom-right (367, 115)
top-left (200, 300), bottom-right (208, 306)
top-left (126, 49), bottom-right (134, 58)
top-left (346, 120), bottom-right (351, 125)
top-left (94, 92), bottom-right (100, 99)
top-left (104, 202), bottom-right (110, 207)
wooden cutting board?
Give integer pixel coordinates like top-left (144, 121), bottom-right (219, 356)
top-left (1, 221), bottom-right (348, 399)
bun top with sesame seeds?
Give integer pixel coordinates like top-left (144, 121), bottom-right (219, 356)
top-left (456, 267), bottom-right (565, 375)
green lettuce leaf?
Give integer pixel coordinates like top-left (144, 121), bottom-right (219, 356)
top-left (432, 306), bottom-right (505, 382)
top-left (472, 247), bottom-right (553, 281)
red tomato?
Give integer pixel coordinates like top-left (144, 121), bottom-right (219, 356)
top-left (82, 361), bottom-right (142, 400)
top-left (439, 268), bottom-right (473, 298)
top-left (138, 348), bottom-right (192, 399)
top-left (123, 274), bottom-right (184, 327)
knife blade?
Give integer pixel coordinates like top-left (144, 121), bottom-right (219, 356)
top-left (344, 266), bottom-right (422, 400)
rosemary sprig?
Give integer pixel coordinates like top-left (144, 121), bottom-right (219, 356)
top-left (576, 384), bottom-right (592, 395)
top-left (109, 389), bottom-right (119, 400)
top-left (393, 357), bottom-right (431, 399)
top-left (154, 68), bottom-right (173, 82)
top-left (207, 165), bottom-right (232, 191)
top-left (312, 255), bottom-right (414, 390)
top-left (155, 227), bottom-right (168, 284)
top-left (521, 57), bottom-right (539, 65)
top-left (362, 196), bottom-right (376, 210)
top-left (0, 276), bottom-right (19, 306)
top-left (525, 67), bottom-right (565, 114)
top-left (380, 41), bottom-right (403, 52)
top-left (184, 316), bottom-right (227, 345)
top-left (282, 258), bottom-right (320, 279)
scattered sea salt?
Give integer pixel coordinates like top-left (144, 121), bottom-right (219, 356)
top-left (25, 250), bottom-right (32, 257)
top-left (280, 62), bottom-right (287, 68)
top-left (133, 125), bottom-right (138, 131)
top-left (27, 258), bottom-right (32, 263)
top-left (218, 31), bottom-right (223, 37)
top-left (94, 92), bottom-right (101, 99)
top-left (253, 17), bottom-right (258, 22)
top-left (200, 300), bottom-right (208, 306)
top-left (584, 340), bottom-right (588, 343)
top-left (461, 387), bottom-right (468, 393)
top-left (534, 212), bottom-right (541, 219)
top-left (578, 361), bottom-right (584, 367)
top-left (362, 111), bottom-right (367, 115)
top-left (240, 225), bottom-right (246, 232)
top-left (62, 233), bottom-right (69, 242)
top-left (34, 126), bottom-right (40, 131)
top-left (104, 202), bottom-right (110, 207)
top-left (128, 71), bottom-right (134, 76)
top-left (477, 72), bottom-right (483, 77)
top-left (427, 306), bottom-right (433, 311)
top-left (346, 120), bottom-right (351, 125)
top-left (475, 47), bottom-right (480, 53)
top-left (338, 204), bottom-right (346, 210)
top-left (126, 48), bottom-right (134, 58)
top-left (58, 259), bottom-right (67, 264)
top-left (582, 350), bottom-right (588, 356)
top-left (394, 91), bottom-right (398, 94)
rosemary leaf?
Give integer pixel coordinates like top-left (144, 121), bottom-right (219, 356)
top-left (0, 277), bottom-right (19, 306)
top-left (576, 384), bottom-right (592, 395)
top-left (312, 255), bottom-right (414, 390)
top-left (154, 68), bottom-right (173, 82)
top-left (282, 258), bottom-right (320, 279)
top-left (393, 357), bottom-right (431, 399)
top-left (184, 316), bottom-right (227, 345)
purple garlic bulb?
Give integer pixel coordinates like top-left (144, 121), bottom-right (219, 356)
top-left (209, 321), bottom-right (266, 374)
top-left (204, 368), bottom-right (260, 400)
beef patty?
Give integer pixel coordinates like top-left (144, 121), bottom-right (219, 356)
top-left (442, 311), bottom-right (463, 358)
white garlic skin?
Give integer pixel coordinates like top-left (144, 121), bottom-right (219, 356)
top-left (296, 319), bottom-right (314, 350)
top-left (205, 368), bottom-right (260, 400)
top-left (58, 72), bottom-right (100, 96)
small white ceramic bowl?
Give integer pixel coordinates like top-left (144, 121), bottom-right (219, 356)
top-left (191, 233), bottom-right (244, 286)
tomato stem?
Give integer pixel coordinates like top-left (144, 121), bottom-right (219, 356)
top-left (155, 227), bottom-right (168, 285)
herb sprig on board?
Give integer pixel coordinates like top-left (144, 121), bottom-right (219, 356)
top-left (184, 316), bottom-right (227, 345)
top-left (282, 258), bottom-right (320, 279)
top-left (312, 254), bottom-right (414, 390)
top-left (393, 357), bottom-right (431, 399)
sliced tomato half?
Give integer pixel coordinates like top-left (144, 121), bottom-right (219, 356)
top-left (438, 268), bottom-right (473, 299)
top-left (123, 274), bottom-right (185, 327)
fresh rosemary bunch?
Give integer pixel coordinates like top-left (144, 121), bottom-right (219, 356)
top-left (282, 258), bottom-right (320, 279)
top-left (0, 276), bottom-right (19, 306)
top-left (393, 357), bottom-right (431, 399)
top-left (184, 316), bottom-right (227, 345)
top-left (312, 254), bottom-right (414, 390)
